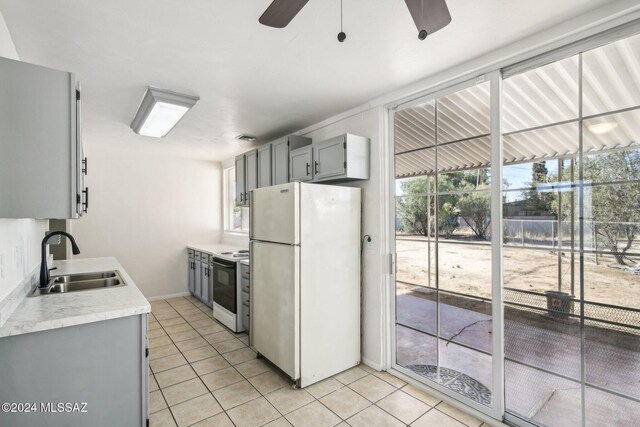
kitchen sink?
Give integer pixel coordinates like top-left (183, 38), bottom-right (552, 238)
top-left (29, 270), bottom-right (126, 297)
top-left (51, 271), bottom-right (117, 283)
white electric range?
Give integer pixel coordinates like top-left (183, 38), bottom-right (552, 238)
top-left (210, 250), bottom-right (248, 333)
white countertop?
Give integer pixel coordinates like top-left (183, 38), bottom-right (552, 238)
top-left (187, 243), bottom-right (249, 262)
top-left (0, 257), bottom-right (150, 338)
top-left (187, 243), bottom-right (248, 255)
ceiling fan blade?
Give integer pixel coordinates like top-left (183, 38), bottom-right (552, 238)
top-left (404, 0), bottom-right (452, 40)
top-left (259, 0), bottom-right (310, 28)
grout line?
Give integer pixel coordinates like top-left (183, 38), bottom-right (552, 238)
top-left (153, 297), bottom-right (442, 427)
top-left (151, 296), bottom-right (252, 426)
top-left (151, 297), bottom-right (222, 426)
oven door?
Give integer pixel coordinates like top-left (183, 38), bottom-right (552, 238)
top-left (211, 258), bottom-right (237, 314)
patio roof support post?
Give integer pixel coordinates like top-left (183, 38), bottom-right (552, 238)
top-left (571, 158), bottom-right (576, 296)
top-left (558, 157), bottom-right (564, 292)
top-left (489, 70), bottom-right (505, 419)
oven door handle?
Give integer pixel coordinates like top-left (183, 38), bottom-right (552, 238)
top-left (211, 260), bottom-right (235, 269)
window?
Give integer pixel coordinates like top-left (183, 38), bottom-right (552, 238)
top-left (223, 166), bottom-right (249, 233)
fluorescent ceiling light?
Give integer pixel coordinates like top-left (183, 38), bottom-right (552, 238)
top-left (587, 121), bottom-right (618, 135)
top-left (131, 87), bottom-right (199, 138)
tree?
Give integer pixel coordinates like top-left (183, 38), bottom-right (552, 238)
top-left (438, 202), bottom-right (460, 239)
top-left (586, 151), bottom-right (640, 265)
top-left (553, 151), bottom-right (640, 265)
top-left (396, 171), bottom-right (487, 238)
top-left (521, 161), bottom-right (556, 216)
top-left (397, 177), bottom-right (431, 236)
top-left (458, 188), bottom-right (491, 240)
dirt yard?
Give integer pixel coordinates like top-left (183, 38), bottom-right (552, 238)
top-left (395, 236), bottom-right (640, 309)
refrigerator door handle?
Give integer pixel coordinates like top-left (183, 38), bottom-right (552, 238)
top-left (249, 192), bottom-right (254, 239)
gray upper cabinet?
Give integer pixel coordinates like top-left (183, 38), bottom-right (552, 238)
top-left (245, 149), bottom-right (258, 194)
top-left (312, 134), bottom-right (370, 183)
top-left (235, 149), bottom-right (258, 207)
top-left (271, 137), bottom-right (289, 186)
top-left (235, 154), bottom-right (246, 206)
top-left (290, 146), bottom-right (314, 182)
top-left (0, 57), bottom-right (86, 219)
top-left (313, 136), bottom-right (346, 180)
top-left (257, 144), bottom-right (272, 188)
top-left (272, 135), bottom-right (312, 185)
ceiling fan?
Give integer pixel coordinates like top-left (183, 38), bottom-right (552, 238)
top-left (258, 0), bottom-right (452, 40)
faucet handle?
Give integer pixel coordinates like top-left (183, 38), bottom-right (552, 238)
top-left (48, 267), bottom-right (58, 272)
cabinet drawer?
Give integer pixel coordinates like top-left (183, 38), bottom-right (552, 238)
top-left (188, 249), bottom-right (194, 259)
top-left (241, 277), bottom-right (250, 293)
top-left (240, 265), bottom-right (250, 280)
top-left (241, 290), bottom-right (250, 307)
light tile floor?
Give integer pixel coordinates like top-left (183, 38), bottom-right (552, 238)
top-left (148, 296), bottom-right (490, 427)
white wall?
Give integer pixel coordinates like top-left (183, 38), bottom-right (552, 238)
top-left (71, 144), bottom-right (222, 298)
top-left (300, 110), bottom-right (386, 369)
top-left (0, 10), bottom-right (48, 306)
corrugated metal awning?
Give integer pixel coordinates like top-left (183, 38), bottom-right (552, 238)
top-left (394, 34), bottom-right (640, 178)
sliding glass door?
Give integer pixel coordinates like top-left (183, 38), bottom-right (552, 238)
top-left (393, 78), bottom-right (499, 415)
top-left (501, 32), bottom-right (640, 427)
top-left (392, 30), bottom-right (640, 426)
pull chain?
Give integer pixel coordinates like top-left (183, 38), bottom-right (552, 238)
top-left (337, 0), bottom-right (346, 42)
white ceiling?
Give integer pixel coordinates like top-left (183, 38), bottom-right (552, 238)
top-left (0, 0), bottom-right (622, 161)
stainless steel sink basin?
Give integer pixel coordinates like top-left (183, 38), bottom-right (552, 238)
top-left (29, 270), bottom-right (126, 297)
top-left (52, 271), bottom-right (117, 284)
top-left (47, 278), bottom-right (122, 293)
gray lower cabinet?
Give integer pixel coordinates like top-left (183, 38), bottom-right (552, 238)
top-left (312, 134), bottom-right (370, 183)
top-left (188, 250), bottom-right (213, 307)
top-left (257, 144), bottom-right (272, 188)
top-left (188, 249), bottom-right (195, 294)
top-left (240, 263), bottom-right (250, 335)
top-left (194, 252), bottom-right (202, 298)
top-left (208, 257), bottom-right (215, 306)
top-left (0, 314), bottom-right (148, 427)
top-left (290, 146), bottom-right (314, 182)
top-left (200, 253), bottom-right (209, 304)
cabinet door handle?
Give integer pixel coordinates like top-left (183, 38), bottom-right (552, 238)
top-left (82, 187), bottom-right (89, 213)
top-left (306, 163), bottom-right (310, 176)
top-left (314, 161), bottom-right (319, 174)
top-left (82, 157), bottom-right (87, 175)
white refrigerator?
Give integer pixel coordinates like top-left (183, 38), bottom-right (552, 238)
top-left (249, 182), bottom-right (361, 388)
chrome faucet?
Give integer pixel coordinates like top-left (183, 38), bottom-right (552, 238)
top-left (39, 231), bottom-right (81, 288)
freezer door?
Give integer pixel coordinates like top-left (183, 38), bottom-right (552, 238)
top-left (250, 240), bottom-right (299, 380)
top-left (250, 182), bottom-right (299, 245)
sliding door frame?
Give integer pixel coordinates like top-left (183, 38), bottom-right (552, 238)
top-left (388, 71), bottom-right (504, 420)
top-left (385, 18), bottom-right (640, 426)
